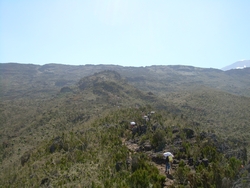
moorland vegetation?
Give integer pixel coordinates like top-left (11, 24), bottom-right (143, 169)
top-left (0, 63), bottom-right (250, 187)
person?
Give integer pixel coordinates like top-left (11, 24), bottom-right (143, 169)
top-left (165, 156), bottom-right (170, 174)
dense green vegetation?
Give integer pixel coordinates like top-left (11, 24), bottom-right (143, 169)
top-left (1, 63), bottom-right (250, 187)
top-left (165, 86), bottom-right (250, 157)
top-left (0, 107), bottom-right (247, 187)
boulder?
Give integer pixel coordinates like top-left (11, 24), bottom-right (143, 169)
top-left (202, 158), bottom-right (209, 167)
top-left (49, 136), bottom-right (67, 153)
top-left (200, 131), bottom-right (207, 140)
top-left (245, 163), bottom-right (250, 173)
top-left (152, 124), bottom-right (163, 131)
top-left (173, 139), bottom-right (182, 146)
top-left (126, 158), bottom-right (131, 169)
top-left (183, 128), bottom-right (195, 139)
top-left (225, 148), bottom-right (248, 161)
top-left (60, 86), bottom-right (72, 93)
top-left (2, 141), bottom-right (9, 148)
top-left (173, 159), bottom-right (179, 165)
top-left (172, 126), bottom-right (180, 134)
top-left (40, 177), bottom-right (49, 186)
top-left (194, 160), bottom-right (202, 168)
top-left (221, 177), bottom-right (232, 188)
top-left (188, 157), bottom-right (194, 166)
top-left (140, 125), bottom-right (147, 134)
top-left (132, 126), bottom-right (138, 135)
top-left (116, 162), bottom-right (123, 172)
top-left (143, 143), bottom-right (152, 151)
top-left (21, 152), bottom-right (30, 166)
top-left (151, 154), bottom-right (165, 165)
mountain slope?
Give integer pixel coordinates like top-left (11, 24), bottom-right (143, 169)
top-left (222, 60), bottom-right (250, 71)
top-left (0, 70), bottom-right (178, 168)
top-left (1, 100), bottom-right (248, 187)
top-left (1, 63), bottom-right (250, 100)
top-left (1, 68), bottom-right (250, 187)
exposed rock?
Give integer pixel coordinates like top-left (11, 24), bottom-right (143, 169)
top-left (132, 126), bottom-right (138, 135)
top-left (140, 125), bottom-right (147, 134)
top-left (225, 148), bottom-right (248, 161)
top-left (40, 177), bottom-right (49, 186)
top-left (202, 158), bottom-right (209, 167)
top-left (221, 177), bottom-right (232, 188)
top-left (142, 143), bottom-right (152, 151)
top-left (175, 134), bottom-right (181, 139)
top-left (232, 173), bottom-right (250, 188)
top-left (116, 162), bottom-right (123, 172)
top-left (2, 141), bottom-right (9, 148)
top-left (200, 131), bottom-right (207, 140)
top-left (194, 160), bottom-right (202, 168)
top-left (151, 154), bottom-right (165, 165)
top-left (152, 124), bottom-right (163, 131)
top-left (207, 133), bottom-right (218, 143)
top-left (179, 147), bottom-right (186, 153)
top-left (172, 127), bottom-right (179, 134)
top-left (173, 159), bottom-right (179, 165)
top-left (245, 163), bottom-right (250, 173)
top-left (132, 125), bottom-right (147, 136)
top-left (136, 146), bottom-right (142, 152)
top-left (21, 151), bottom-right (30, 166)
top-left (49, 136), bottom-right (67, 153)
top-left (60, 86), bottom-right (72, 93)
top-left (126, 158), bottom-right (131, 169)
top-left (183, 128), bottom-right (195, 139)
top-left (216, 142), bottom-right (230, 153)
top-left (188, 157), bottom-right (194, 166)
top-left (173, 139), bottom-right (182, 146)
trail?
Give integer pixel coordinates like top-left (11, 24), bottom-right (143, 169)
top-left (122, 138), bottom-right (175, 187)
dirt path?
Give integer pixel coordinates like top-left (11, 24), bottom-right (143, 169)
top-left (122, 139), bottom-right (175, 187)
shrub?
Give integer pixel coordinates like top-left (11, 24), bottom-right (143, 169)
top-left (175, 160), bottom-right (190, 185)
top-left (150, 129), bottom-right (166, 151)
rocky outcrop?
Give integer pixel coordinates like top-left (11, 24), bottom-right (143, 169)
top-left (132, 125), bottom-right (147, 136)
top-left (49, 136), bottom-right (67, 153)
top-left (151, 153), bottom-right (165, 165)
top-left (225, 148), bottom-right (248, 162)
top-left (21, 151), bottom-right (31, 166)
top-left (183, 128), bottom-right (195, 139)
top-left (60, 86), bottom-right (72, 93)
top-left (232, 163), bottom-right (250, 188)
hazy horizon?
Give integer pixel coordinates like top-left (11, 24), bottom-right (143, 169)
top-left (1, 1), bottom-right (249, 69)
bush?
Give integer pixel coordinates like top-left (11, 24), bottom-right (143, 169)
top-left (150, 129), bottom-right (166, 151)
top-left (175, 160), bottom-right (190, 185)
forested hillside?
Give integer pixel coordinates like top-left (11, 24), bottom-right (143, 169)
top-left (0, 63), bottom-right (250, 187)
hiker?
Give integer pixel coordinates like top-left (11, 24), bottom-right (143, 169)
top-left (165, 155), bottom-right (173, 174)
top-left (164, 152), bottom-right (174, 174)
top-left (165, 156), bottom-right (170, 174)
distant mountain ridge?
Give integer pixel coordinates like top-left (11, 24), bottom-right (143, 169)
top-left (222, 60), bottom-right (250, 71)
top-left (1, 63), bottom-right (250, 98)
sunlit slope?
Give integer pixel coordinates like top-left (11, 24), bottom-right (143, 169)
top-left (165, 86), bottom-right (250, 149)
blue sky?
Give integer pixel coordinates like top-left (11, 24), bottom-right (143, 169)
top-left (0, 0), bottom-right (249, 69)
